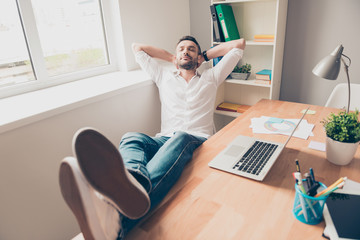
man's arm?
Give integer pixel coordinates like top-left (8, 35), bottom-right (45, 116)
top-left (132, 43), bottom-right (175, 63)
top-left (201, 38), bottom-right (246, 63)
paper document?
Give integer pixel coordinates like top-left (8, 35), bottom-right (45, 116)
top-left (308, 141), bottom-right (326, 152)
top-left (250, 116), bottom-right (314, 140)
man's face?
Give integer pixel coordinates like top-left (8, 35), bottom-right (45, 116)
top-left (175, 40), bottom-right (200, 70)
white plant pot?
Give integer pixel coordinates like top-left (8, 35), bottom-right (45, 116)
top-left (230, 72), bottom-right (250, 80)
top-left (326, 137), bottom-right (359, 165)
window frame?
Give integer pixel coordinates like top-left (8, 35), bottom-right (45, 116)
top-left (0, 0), bottom-right (120, 99)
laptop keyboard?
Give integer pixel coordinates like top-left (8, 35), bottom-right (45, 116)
top-left (233, 141), bottom-right (278, 175)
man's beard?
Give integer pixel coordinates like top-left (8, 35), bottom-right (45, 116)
top-left (179, 58), bottom-right (198, 70)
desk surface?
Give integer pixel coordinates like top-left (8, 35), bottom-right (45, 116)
top-left (126, 99), bottom-right (360, 240)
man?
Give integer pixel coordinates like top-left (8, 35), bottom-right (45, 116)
top-left (59, 36), bottom-right (245, 239)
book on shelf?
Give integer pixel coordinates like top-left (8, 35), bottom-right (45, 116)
top-left (215, 4), bottom-right (240, 42)
top-left (216, 102), bottom-right (251, 113)
top-left (254, 34), bottom-right (275, 42)
top-left (254, 79), bottom-right (271, 85)
top-left (210, 5), bottom-right (225, 42)
top-left (256, 69), bottom-right (272, 80)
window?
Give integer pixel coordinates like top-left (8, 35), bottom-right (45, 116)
top-left (0, 0), bottom-right (116, 98)
top-left (0, 1), bottom-right (35, 87)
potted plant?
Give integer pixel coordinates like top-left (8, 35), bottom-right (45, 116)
top-left (321, 109), bottom-right (360, 165)
top-left (230, 63), bottom-right (251, 80)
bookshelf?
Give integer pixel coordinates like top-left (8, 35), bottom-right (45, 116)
top-left (211, 0), bottom-right (288, 129)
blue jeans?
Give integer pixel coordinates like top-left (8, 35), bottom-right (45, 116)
top-left (117, 131), bottom-right (206, 238)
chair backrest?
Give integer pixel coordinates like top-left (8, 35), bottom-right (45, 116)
top-left (325, 83), bottom-right (360, 111)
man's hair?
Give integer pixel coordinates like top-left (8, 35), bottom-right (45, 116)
top-left (177, 35), bottom-right (202, 55)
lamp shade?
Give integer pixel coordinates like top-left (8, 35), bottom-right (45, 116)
top-left (312, 45), bottom-right (343, 80)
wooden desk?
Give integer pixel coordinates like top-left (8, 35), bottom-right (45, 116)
top-left (125, 99), bottom-right (360, 239)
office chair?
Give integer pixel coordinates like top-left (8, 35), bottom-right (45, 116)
top-left (325, 83), bottom-right (360, 111)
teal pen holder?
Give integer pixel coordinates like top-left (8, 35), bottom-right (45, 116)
top-left (292, 181), bottom-right (328, 225)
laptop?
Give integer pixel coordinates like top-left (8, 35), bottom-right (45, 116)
top-left (208, 108), bottom-right (309, 181)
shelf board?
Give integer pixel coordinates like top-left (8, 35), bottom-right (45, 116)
top-left (246, 40), bottom-right (274, 46)
top-left (212, 0), bottom-right (275, 4)
top-left (213, 40), bottom-right (273, 46)
top-left (225, 79), bottom-right (271, 87)
top-left (214, 110), bottom-right (241, 118)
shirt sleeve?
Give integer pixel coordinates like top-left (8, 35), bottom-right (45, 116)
top-left (135, 51), bottom-right (163, 84)
top-left (212, 48), bottom-right (244, 87)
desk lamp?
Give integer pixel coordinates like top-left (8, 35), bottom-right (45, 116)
top-left (312, 44), bottom-right (352, 113)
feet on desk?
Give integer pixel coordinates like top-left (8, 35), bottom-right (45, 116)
top-left (59, 128), bottom-right (151, 239)
top-left (72, 128), bottom-right (150, 219)
top-left (59, 157), bottom-right (122, 240)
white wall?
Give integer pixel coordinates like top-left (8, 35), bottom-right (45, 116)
top-left (0, 0), bottom-right (191, 239)
top-left (119, 0), bottom-right (191, 70)
top-left (280, 0), bottom-right (360, 105)
top-left (0, 84), bottom-right (161, 240)
top-left (189, 0), bottom-right (212, 52)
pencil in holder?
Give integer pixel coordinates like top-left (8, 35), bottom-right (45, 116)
top-left (292, 181), bottom-right (328, 225)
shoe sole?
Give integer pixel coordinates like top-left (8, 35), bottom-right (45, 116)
top-left (59, 157), bottom-right (105, 240)
top-left (74, 128), bottom-right (150, 219)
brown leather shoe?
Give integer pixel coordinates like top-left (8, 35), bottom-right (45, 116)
top-left (73, 128), bottom-right (150, 220)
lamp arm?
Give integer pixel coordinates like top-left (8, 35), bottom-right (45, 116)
top-left (341, 56), bottom-right (351, 113)
top-left (342, 53), bottom-right (351, 67)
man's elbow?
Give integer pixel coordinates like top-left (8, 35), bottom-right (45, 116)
top-left (132, 43), bottom-right (143, 53)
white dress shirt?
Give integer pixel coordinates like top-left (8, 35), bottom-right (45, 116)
top-left (135, 48), bottom-right (243, 139)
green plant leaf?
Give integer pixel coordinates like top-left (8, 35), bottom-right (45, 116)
top-left (322, 109), bottom-right (360, 143)
top-left (233, 63), bottom-right (251, 73)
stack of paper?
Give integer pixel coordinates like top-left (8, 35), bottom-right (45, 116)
top-left (254, 34), bottom-right (275, 42)
top-left (250, 116), bottom-right (314, 140)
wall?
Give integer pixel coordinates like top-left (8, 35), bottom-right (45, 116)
top-left (280, 0), bottom-right (360, 105)
top-left (0, 84), bottom-right (161, 240)
top-left (189, 0), bottom-right (360, 106)
top-left (189, 0), bottom-right (212, 52)
top-left (119, 0), bottom-right (191, 70)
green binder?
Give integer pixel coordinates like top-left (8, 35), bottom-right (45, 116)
top-left (215, 4), bottom-right (240, 42)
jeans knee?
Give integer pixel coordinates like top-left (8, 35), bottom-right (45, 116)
top-left (120, 132), bottom-right (147, 145)
top-left (173, 131), bottom-right (205, 145)
top-left (173, 131), bottom-right (191, 142)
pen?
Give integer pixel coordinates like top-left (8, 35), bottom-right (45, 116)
top-left (314, 177), bottom-right (347, 198)
top-left (309, 168), bottom-right (315, 183)
top-left (292, 172), bottom-right (298, 183)
top-left (296, 189), bottom-right (308, 221)
top-left (295, 159), bottom-right (301, 173)
top-left (294, 172), bottom-right (306, 193)
top-left (294, 173), bottom-right (308, 221)
top-left (319, 182), bottom-right (345, 197)
top-left (294, 172), bottom-right (318, 219)
top-left (304, 173), bottom-right (312, 189)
